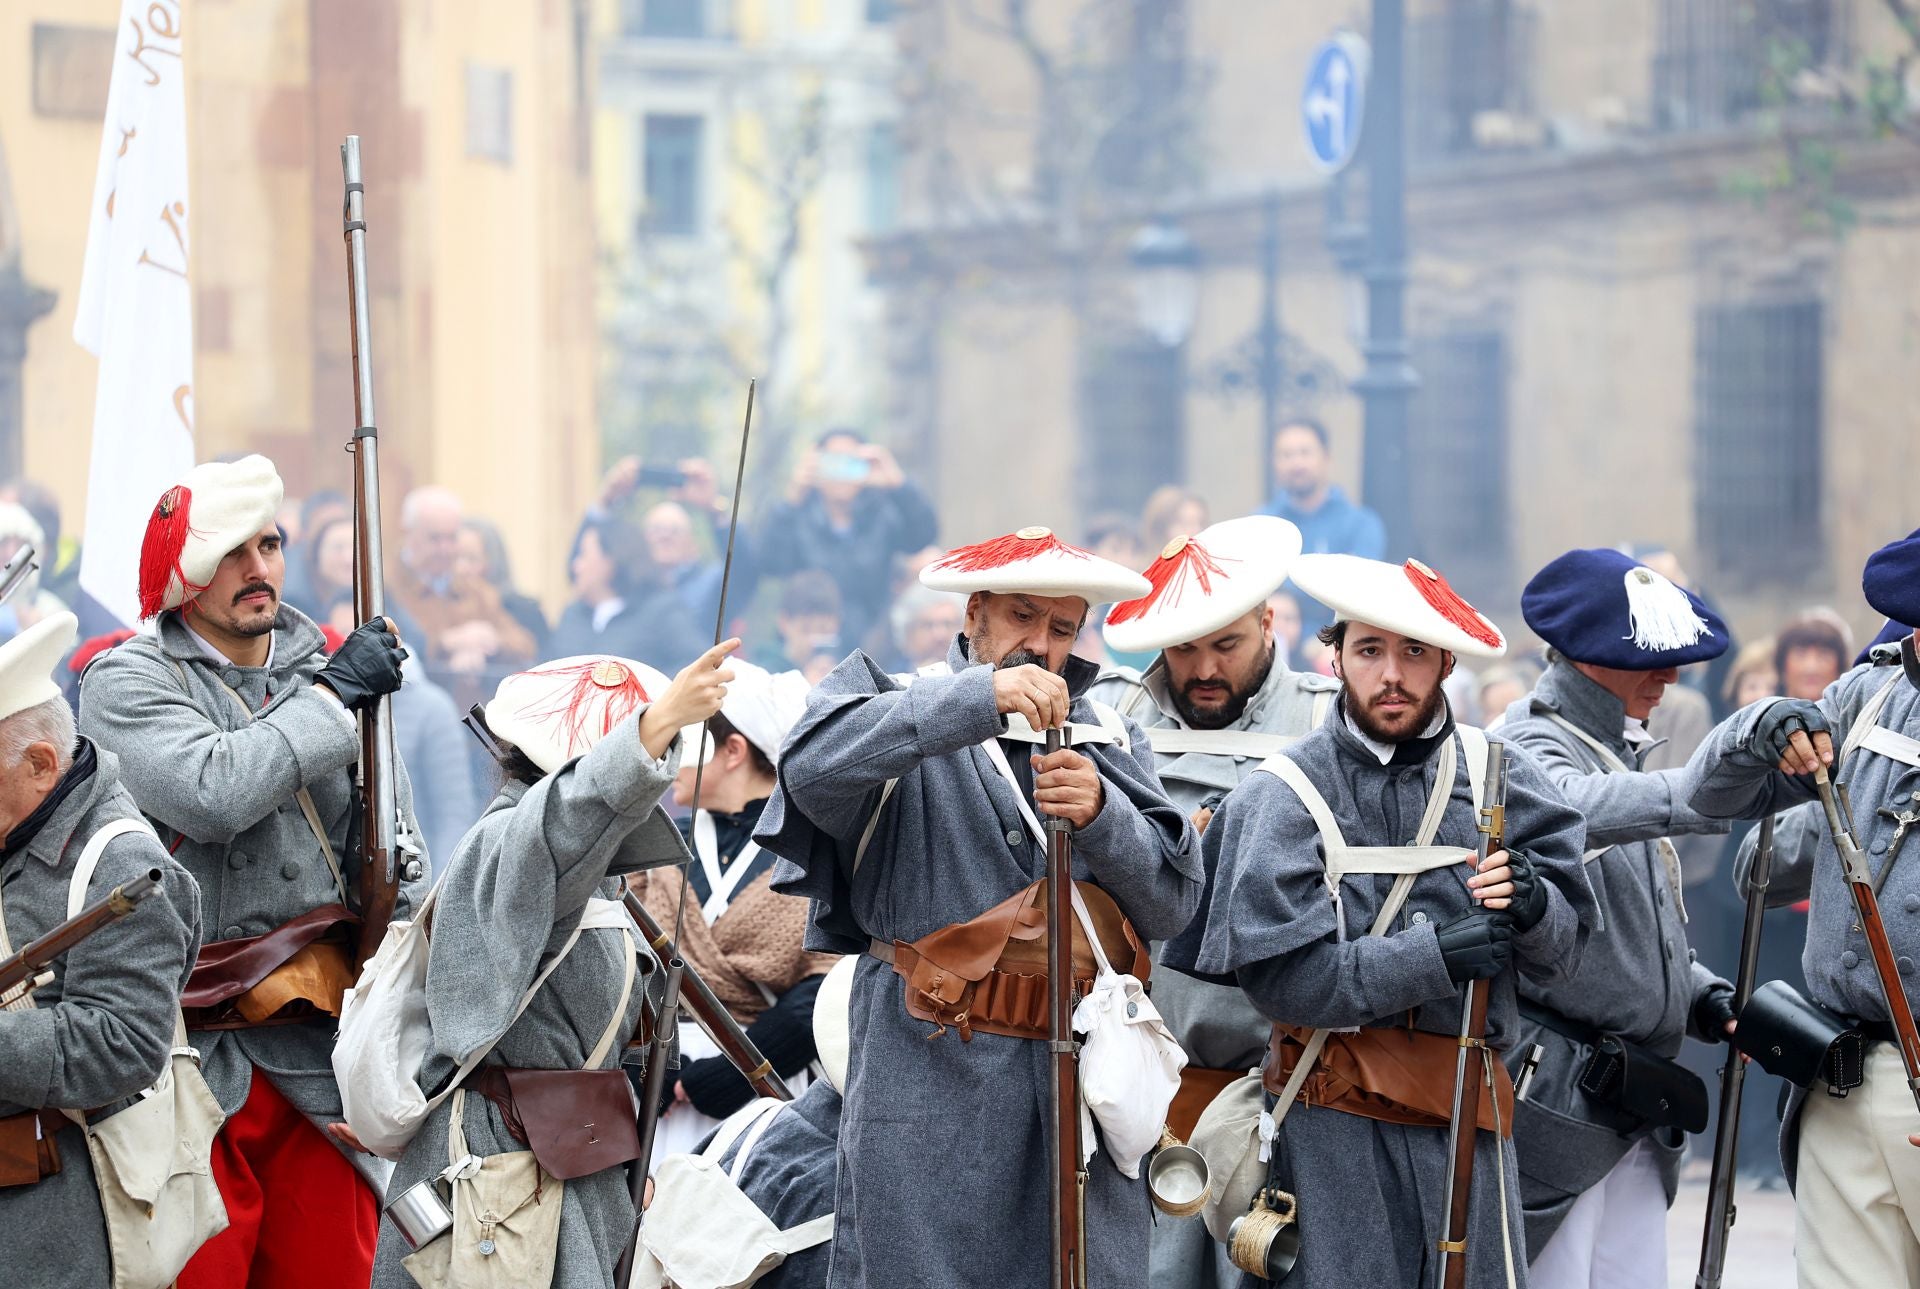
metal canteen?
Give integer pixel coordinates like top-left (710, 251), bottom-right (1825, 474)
top-left (1146, 1127), bottom-right (1211, 1218)
top-left (1227, 1188), bottom-right (1301, 1282)
top-left (383, 1174), bottom-right (454, 1252)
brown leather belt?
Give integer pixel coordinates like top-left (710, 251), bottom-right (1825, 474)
top-left (871, 879), bottom-right (1148, 1043)
top-left (182, 905), bottom-right (358, 1030)
top-left (0, 1108), bottom-right (68, 1188)
top-left (1265, 1023), bottom-right (1514, 1137)
top-left (1169, 1066), bottom-right (1242, 1142)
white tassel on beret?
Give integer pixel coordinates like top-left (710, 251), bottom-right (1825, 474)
top-left (1622, 567), bottom-right (1711, 650)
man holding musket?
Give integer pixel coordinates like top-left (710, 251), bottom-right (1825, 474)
top-left (1684, 527), bottom-right (1920, 1287)
top-left (756, 525), bottom-right (1199, 1287)
top-left (1091, 514), bottom-right (1337, 1289)
top-left (1166, 553), bottom-right (1593, 1288)
top-left (79, 455), bottom-right (423, 1288)
top-left (0, 610), bottom-right (205, 1285)
top-left (1492, 550), bottom-right (1738, 1285)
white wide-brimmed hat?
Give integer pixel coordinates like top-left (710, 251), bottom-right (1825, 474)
top-left (812, 956), bottom-right (856, 1094)
top-left (1290, 554), bottom-right (1507, 660)
top-left (679, 660), bottom-right (811, 768)
top-left (1103, 515), bottom-right (1304, 653)
top-left (138, 455), bottom-right (285, 619)
top-left (920, 526), bottom-right (1149, 606)
top-left (0, 611), bottom-right (78, 723)
top-left (486, 654), bottom-right (673, 774)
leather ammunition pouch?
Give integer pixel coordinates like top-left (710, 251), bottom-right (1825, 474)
top-left (1264, 1023), bottom-right (1514, 1138)
top-left (1521, 1000), bottom-right (1709, 1133)
top-left (182, 904), bottom-right (358, 1030)
top-left (470, 1066), bottom-right (643, 1181)
top-left (0, 1108), bottom-right (67, 1188)
top-left (876, 880), bottom-right (1148, 1042)
top-left (1734, 979), bottom-right (1866, 1095)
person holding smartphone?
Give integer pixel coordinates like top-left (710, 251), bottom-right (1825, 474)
top-left (756, 429), bottom-right (937, 658)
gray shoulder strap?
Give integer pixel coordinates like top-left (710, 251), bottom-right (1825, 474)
top-left (1840, 670), bottom-right (1905, 769)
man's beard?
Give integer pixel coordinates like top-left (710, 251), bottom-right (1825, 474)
top-left (1346, 678), bottom-right (1448, 745)
top-left (1170, 645), bottom-right (1275, 731)
top-left (210, 583), bottom-right (278, 639)
top-left (965, 629), bottom-right (1053, 674)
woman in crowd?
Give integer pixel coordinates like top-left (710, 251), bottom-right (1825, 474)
top-left (550, 517), bottom-right (704, 674)
top-left (458, 517), bottom-right (550, 656)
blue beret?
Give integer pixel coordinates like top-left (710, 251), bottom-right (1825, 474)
top-left (1522, 548), bottom-right (1729, 669)
top-left (1863, 528), bottom-right (1920, 629)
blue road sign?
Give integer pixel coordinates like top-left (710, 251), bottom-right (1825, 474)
top-left (1301, 34), bottom-right (1370, 174)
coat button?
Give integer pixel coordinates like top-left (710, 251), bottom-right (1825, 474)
top-left (227, 853), bottom-right (245, 871)
top-left (223, 669), bottom-right (240, 687)
top-left (1902, 957), bottom-right (1916, 976)
top-left (1873, 839), bottom-right (1888, 855)
top-left (1906, 895), bottom-right (1920, 915)
top-left (1410, 911), bottom-right (1428, 925)
top-left (1006, 829), bottom-right (1024, 846)
top-left (222, 925), bottom-right (244, 940)
top-left (1842, 950), bottom-right (1860, 969)
top-left (280, 862), bottom-right (301, 880)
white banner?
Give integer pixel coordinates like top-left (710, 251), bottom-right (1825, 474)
top-left (74, 0), bottom-right (194, 627)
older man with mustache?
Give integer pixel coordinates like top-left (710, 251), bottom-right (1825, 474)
top-left (1165, 553), bottom-right (1594, 1288)
top-left (78, 455), bottom-right (425, 1289)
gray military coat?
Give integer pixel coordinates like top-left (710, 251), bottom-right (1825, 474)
top-left (0, 744), bottom-right (202, 1288)
top-left (370, 710), bottom-right (689, 1289)
top-left (710, 1079), bottom-right (842, 1289)
top-left (1689, 655), bottom-right (1920, 1187)
top-left (1165, 702), bottom-right (1594, 1289)
top-left (78, 606), bottom-right (427, 1187)
top-left (757, 641), bottom-right (1200, 1289)
top-left (1091, 655), bottom-right (1338, 1289)
top-left (1495, 661), bottom-right (1732, 1251)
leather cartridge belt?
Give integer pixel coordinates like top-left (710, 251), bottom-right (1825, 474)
top-left (0, 1108), bottom-right (70, 1188)
top-left (867, 879), bottom-right (1148, 1042)
top-left (1265, 1022), bottom-right (1514, 1138)
top-left (182, 904), bottom-right (359, 1030)
top-left (468, 1065), bottom-right (643, 1181)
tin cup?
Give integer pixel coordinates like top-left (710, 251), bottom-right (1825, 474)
top-left (1147, 1126), bottom-right (1211, 1219)
top-left (383, 1174), bottom-right (454, 1252)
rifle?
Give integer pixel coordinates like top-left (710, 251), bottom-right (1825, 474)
top-left (620, 890), bottom-right (792, 1102)
top-left (1695, 813), bottom-right (1773, 1289)
top-left (1436, 740), bottom-right (1507, 1289)
top-left (0, 868), bottom-right (162, 1003)
top-left (613, 379), bottom-right (756, 1289)
top-left (340, 136), bottom-right (411, 965)
top-left (1813, 767), bottom-right (1920, 1112)
top-left (0, 543), bottom-right (37, 607)
top-left (1046, 725), bottom-right (1088, 1289)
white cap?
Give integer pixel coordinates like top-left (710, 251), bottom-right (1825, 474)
top-left (1289, 554), bottom-right (1507, 660)
top-left (138, 455), bottom-right (285, 619)
top-left (812, 956), bottom-right (856, 1095)
top-left (920, 526), bottom-right (1149, 606)
top-left (1102, 515), bottom-right (1304, 653)
top-left (678, 660), bottom-right (810, 767)
top-left (485, 654), bottom-right (673, 774)
top-left (0, 611), bottom-right (78, 723)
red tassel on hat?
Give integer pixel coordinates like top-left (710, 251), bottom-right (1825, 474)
top-left (931, 526), bottom-right (1093, 573)
top-left (137, 486), bottom-right (204, 620)
top-left (518, 659), bottom-right (653, 759)
top-left (1106, 536), bottom-right (1237, 625)
top-left (1403, 559), bottom-right (1502, 649)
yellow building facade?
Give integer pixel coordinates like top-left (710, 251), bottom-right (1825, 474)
top-left (2, 0), bottom-right (599, 605)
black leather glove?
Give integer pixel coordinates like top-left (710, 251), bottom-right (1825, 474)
top-left (1504, 848), bottom-right (1550, 933)
top-left (1434, 911), bottom-right (1512, 984)
top-left (316, 618), bottom-right (407, 712)
top-left (1749, 699), bottom-right (1831, 765)
top-left (1693, 981), bottom-right (1737, 1044)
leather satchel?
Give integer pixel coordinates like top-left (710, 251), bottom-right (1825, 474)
top-left (497, 1068), bottom-right (642, 1181)
top-left (1735, 978), bottom-right (1865, 1094)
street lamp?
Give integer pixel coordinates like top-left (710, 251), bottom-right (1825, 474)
top-left (1127, 221), bottom-right (1199, 349)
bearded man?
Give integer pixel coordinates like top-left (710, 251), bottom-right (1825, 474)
top-left (1090, 516), bottom-right (1336, 1289)
top-left (1166, 554), bottom-right (1594, 1288)
top-left (756, 525), bottom-right (1198, 1288)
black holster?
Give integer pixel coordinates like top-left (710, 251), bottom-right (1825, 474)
top-left (1521, 1001), bottom-right (1709, 1133)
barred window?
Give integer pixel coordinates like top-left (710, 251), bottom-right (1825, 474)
top-left (1694, 300), bottom-right (1824, 583)
top-left (1407, 0), bottom-right (1536, 159)
top-left (1654, 0), bottom-right (1839, 130)
top-left (641, 114), bottom-right (704, 238)
top-left (1078, 335), bottom-right (1185, 518)
top-left (1407, 330), bottom-right (1510, 609)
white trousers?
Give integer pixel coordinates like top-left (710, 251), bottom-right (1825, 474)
top-left (1525, 1137), bottom-right (1668, 1289)
top-left (1797, 1042), bottom-right (1920, 1288)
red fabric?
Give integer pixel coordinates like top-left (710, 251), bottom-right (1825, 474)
top-left (177, 1070), bottom-right (378, 1289)
top-left (1105, 536), bottom-right (1235, 625)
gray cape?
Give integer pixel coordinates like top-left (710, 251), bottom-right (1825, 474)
top-left (370, 710), bottom-right (690, 1289)
top-left (1495, 661), bottom-right (1731, 1252)
top-left (0, 745), bottom-right (202, 1289)
top-left (756, 640), bottom-right (1200, 1289)
top-left (1688, 656), bottom-right (1920, 1189)
top-left (1164, 701), bottom-right (1594, 1289)
top-left (78, 607), bottom-right (429, 1190)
